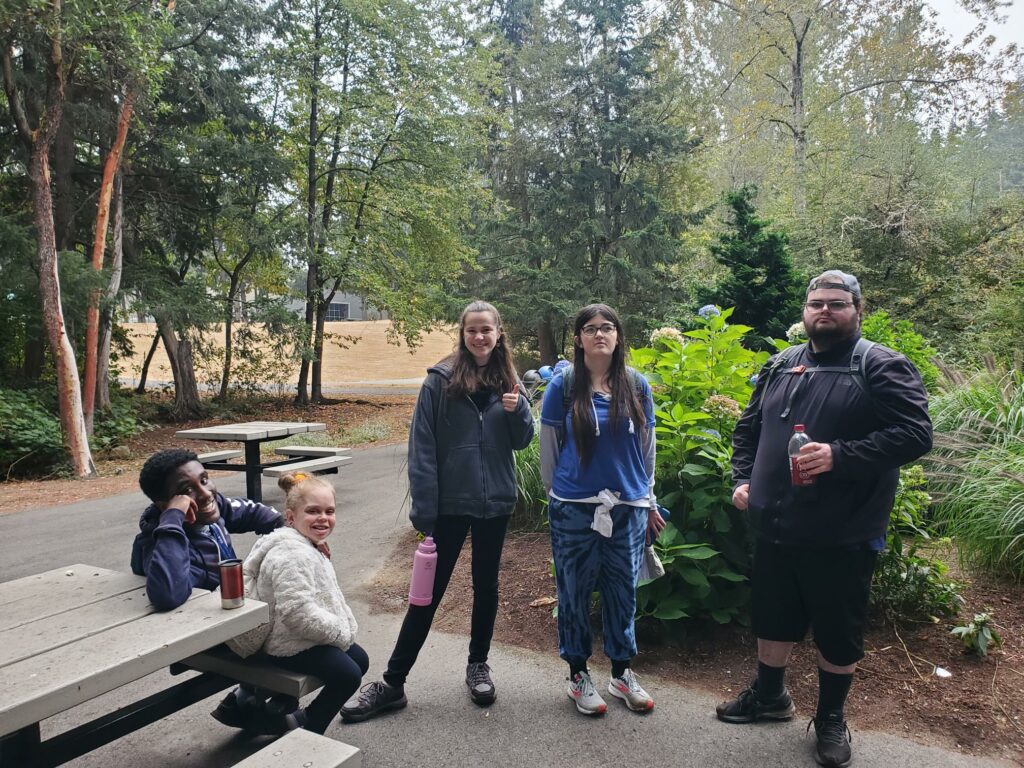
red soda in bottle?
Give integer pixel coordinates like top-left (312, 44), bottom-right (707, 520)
top-left (788, 424), bottom-right (816, 486)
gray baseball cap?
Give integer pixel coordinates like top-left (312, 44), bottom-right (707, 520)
top-left (807, 270), bottom-right (861, 299)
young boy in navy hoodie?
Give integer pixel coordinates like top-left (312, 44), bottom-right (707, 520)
top-left (131, 448), bottom-right (284, 727)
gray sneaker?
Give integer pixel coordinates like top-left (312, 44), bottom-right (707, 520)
top-left (608, 668), bottom-right (654, 712)
top-left (340, 681), bottom-right (407, 723)
top-left (567, 671), bottom-right (607, 715)
top-left (466, 662), bottom-right (496, 705)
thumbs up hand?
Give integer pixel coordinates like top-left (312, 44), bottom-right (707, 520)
top-left (502, 383), bottom-right (521, 412)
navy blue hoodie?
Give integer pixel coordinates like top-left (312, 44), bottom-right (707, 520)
top-left (130, 493), bottom-right (282, 610)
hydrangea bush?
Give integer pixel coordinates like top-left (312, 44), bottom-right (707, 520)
top-left (631, 307), bottom-right (769, 623)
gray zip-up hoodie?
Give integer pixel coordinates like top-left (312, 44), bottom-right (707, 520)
top-left (407, 362), bottom-right (535, 533)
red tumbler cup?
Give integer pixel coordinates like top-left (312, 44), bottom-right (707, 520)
top-left (219, 558), bottom-right (244, 609)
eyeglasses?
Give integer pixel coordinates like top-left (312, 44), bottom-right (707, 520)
top-left (580, 323), bottom-right (617, 337)
top-left (804, 300), bottom-right (854, 312)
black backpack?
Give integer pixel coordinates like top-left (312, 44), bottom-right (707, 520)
top-left (753, 338), bottom-right (877, 422)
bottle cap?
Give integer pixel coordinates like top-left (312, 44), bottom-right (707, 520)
top-left (794, 424), bottom-right (806, 431)
top-left (418, 536), bottom-right (436, 553)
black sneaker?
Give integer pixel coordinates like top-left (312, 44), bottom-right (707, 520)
top-left (211, 687), bottom-right (263, 729)
top-left (340, 681), bottom-right (408, 723)
top-left (715, 680), bottom-right (797, 723)
top-left (466, 662), bottom-right (496, 705)
top-left (810, 712), bottom-right (852, 767)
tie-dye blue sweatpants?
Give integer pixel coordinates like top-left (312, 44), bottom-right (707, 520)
top-left (548, 497), bottom-right (647, 664)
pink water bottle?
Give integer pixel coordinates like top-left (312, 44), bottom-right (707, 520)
top-left (408, 536), bottom-right (437, 606)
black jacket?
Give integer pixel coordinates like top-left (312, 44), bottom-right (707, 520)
top-left (731, 334), bottom-right (932, 546)
top-left (407, 363), bottom-right (536, 533)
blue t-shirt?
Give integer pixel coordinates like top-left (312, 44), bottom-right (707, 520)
top-left (540, 371), bottom-right (656, 501)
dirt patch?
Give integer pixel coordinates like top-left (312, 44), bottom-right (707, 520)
top-left (0, 394), bottom-right (417, 516)
top-left (367, 529), bottom-right (1024, 764)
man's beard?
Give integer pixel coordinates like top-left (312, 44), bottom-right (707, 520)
top-left (806, 319), bottom-right (857, 350)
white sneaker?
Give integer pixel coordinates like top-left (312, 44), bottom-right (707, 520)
top-left (567, 671), bottom-right (607, 715)
top-left (608, 669), bottom-right (654, 712)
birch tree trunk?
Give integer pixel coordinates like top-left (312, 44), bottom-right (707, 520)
top-left (96, 172), bottom-right (124, 413)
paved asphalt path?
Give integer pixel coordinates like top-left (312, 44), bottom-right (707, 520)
top-left (0, 443), bottom-right (1011, 767)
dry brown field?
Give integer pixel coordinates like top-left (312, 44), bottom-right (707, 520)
top-left (122, 321), bottom-right (458, 386)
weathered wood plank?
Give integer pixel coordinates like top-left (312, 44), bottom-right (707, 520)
top-left (273, 446), bottom-right (351, 457)
top-left (197, 449), bottom-right (243, 463)
top-left (232, 728), bottom-right (361, 768)
top-left (0, 593), bottom-right (268, 737)
top-left (0, 566), bottom-right (145, 632)
top-left (0, 588), bottom-right (207, 669)
top-left (262, 456), bottom-right (350, 478)
top-left (178, 647), bottom-right (322, 699)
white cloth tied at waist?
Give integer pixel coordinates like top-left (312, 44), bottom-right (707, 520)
top-left (552, 488), bottom-right (650, 538)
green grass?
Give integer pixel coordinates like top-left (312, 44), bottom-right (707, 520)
top-left (927, 368), bottom-right (1024, 579)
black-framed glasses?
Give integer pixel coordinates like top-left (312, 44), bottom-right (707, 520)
top-left (805, 300), bottom-right (854, 312)
top-left (581, 323), bottom-right (617, 337)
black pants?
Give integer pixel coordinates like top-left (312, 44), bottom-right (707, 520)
top-left (271, 643), bottom-right (369, 734)
top-left (383, 514), bottom-right (509, 687)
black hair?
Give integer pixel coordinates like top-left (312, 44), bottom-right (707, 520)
top-left (139, 448), bottom-right (200, 502)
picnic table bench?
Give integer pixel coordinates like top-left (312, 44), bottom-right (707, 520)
top-left (233, 728), bottom-right (360, 767)
top-left (175, 421), bottom-right (342, 503)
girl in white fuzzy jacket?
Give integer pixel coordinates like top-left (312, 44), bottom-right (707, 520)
top-left (242, 471), bottom-right (367, 734)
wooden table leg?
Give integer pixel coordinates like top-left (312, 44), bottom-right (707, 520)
top-left (244, 441), bottom-right (263, 502)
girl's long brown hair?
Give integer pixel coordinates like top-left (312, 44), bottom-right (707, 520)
top-left (444, 300), bottom-right (519, 399)
top-left (570, 304), bottom-right (647, 466)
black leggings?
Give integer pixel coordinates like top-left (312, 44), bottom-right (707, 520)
top-left (271, 643), bottom-right (369, 734)
top-left (383, 514), bottom-right (509, 687)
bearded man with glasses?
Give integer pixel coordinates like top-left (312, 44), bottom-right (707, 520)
top-left (715, 270), bottom-right (933, 767)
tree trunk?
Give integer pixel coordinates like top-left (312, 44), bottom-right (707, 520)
top-left (789, 15), bottom-right (810, 216)
top-left (218, 272), bottom-right (239, 400)
top-left (296, 13), bottom-right (323, 406)
top-left (156, 316), bottom-right (203, 421)
top-left (538, 316), bottom-right (557, 366)
top-left (84, 88), bottom-right (137, 432)
top-left (28, 39), bottom-right (95, 477)
top-left (135, 331), bottom-right (161, 394)
top-left (53, 104), bottom-right (75, 252)
top-left (96, 172), bottom-right (124, 413)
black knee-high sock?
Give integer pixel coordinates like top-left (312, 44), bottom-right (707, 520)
top-left (816, 668), bottom-right (854, 718)
top-left (756, 661), bottom-right (786, 700)
top-left (568, 658), bottom-right (588, 678)
top-left (611, 659), bottom-right (630, 678)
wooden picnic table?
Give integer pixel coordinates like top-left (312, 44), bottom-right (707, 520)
top-left (175, 421), bottom-right (327, 503)
top-left (0, 564), bottom-right (268, 767)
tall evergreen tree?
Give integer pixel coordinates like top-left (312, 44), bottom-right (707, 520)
top-left (705, 187), bottom-right (804, 348)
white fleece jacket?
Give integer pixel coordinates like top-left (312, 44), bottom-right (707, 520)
top-left (242, 526), bottom-right (358, 658)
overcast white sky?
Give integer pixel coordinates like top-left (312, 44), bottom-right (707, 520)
top-left (928, 0), bottom-right (1024, 50)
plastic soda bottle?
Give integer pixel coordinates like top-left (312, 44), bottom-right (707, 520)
top-left (788, 424), bottom-right (816, 486)
top-left (408, 536), bottom-right (437, 606)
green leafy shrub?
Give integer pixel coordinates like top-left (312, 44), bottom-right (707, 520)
top-left (870, 465), bottom-right (963, 622)
top-left (951, 611), bottom-right (1003, 657)
top-left (632, 307), bottom-right (769, 623)
top-left (860, 310), bottom-right (939, 391)
top-left (0, 388), bottom-right (66, 477)
top-left (93, 392), bottom-right (147, 452)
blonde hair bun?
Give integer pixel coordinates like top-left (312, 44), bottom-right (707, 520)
top-left (278, 471), bottom-right (311, 493)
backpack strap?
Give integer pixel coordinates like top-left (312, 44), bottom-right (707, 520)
top-left (757, 338), bottom-right (877, 421)
top-left (752, 343), bottom-right (806, 424)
